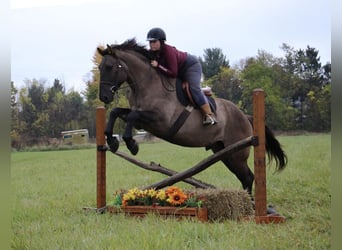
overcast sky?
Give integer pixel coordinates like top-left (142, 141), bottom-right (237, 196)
top-left (11, 0), bottom-right (331, 93)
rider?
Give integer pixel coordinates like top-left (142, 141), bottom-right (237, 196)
top-left (147, 27), bottom-right (217, 126)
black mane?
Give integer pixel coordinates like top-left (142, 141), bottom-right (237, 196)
top-left (111, 38), bottom-right (152, 60)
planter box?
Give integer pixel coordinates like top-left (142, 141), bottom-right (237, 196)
top-left (108, 205), bottom-right (208, 222)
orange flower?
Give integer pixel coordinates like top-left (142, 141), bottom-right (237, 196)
top-left (166, 186), bottom-right (188, 205)
top-left (165, 186), bottom-right (179, 195)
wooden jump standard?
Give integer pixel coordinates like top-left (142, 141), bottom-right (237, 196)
top-left (95, 89), bottom-right (285, 223)
top-left (96, 107), bottom-right (107, 211)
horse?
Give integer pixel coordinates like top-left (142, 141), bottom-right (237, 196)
top-left (96, 38), bottom-right (287, 195)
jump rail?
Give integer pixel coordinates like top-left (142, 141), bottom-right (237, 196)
top-left (114, 150), bottom-right (216, 189)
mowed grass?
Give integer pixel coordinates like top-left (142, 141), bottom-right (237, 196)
top-left (11, 134), bottom-right (331, 249)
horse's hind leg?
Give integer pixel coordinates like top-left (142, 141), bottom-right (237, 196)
top-left (223, 155), bottom-right (254, 195)
top-left (211, 143), bottom-right (254, 194)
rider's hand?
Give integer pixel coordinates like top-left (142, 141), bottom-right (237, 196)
top-left (151, 60), bottom-right (158, 68)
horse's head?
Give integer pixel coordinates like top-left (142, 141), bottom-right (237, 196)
top-left (97, 45), bottom-right (129, 104)
top-left (97, 39), bottom-right (154, 104)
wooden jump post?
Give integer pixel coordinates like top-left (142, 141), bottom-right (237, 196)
top-left (95, 89), bottom-right (285, 223)
top-left (253, 89), bottom-right (267, 217)
top-left (251, 89), bottom-right (285, 223)
top-left (96, 107), bottom-right (106, 211)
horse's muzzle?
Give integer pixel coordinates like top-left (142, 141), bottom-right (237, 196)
top-left (99, 81), bottom-right (117, 104)
top-left (99, 90), bottom-right (113, 104)
top-left (100, 95), bottom-right (112, 104)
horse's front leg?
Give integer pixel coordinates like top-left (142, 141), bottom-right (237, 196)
top-left (122, 111), bottom-right (141, 155)
top-left (105, 107), bottom-right (131, 153)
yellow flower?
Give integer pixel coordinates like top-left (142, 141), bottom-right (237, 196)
top-left (123, 187), bottom-right (139, 203)
top-left (123, 192), bottom-right (135, 201)
top-left (156, 190), bottom-right (167, 200)
top-left (145, 189), bottom-right (157, 198)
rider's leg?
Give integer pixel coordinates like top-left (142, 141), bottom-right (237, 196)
top-left (182, 55), bottom-right (217, 126)
top-left (200, 102), bottom-right (217, 126)
top-left (190, 86), bottom-right (217, 126)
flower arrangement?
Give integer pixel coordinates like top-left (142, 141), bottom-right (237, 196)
top-left (111, 186), bottom-right (203, 208)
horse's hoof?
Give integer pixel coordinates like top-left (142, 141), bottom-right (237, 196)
top-left (122, 137), bottom-right (139, 155)
top-left (267, 205), bottom-right (279, 215)
top-left (107, 137), bottom-right (119, 153)
top-left (128, 141), bottom-right (139, 155)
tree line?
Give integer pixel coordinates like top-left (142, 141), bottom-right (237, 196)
top-left (11, 43), bottom-right (331, 149)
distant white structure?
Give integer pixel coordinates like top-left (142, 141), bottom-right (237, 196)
top-left (61, 129), bottom-right (89, 145)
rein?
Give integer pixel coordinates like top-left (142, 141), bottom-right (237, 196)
top-left (158, 72), bottom-right (176, 92)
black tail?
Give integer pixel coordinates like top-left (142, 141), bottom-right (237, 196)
top-left (265, 125), bottom-right (287, 171)
top-left (247, 116), bottom-right (287, 171)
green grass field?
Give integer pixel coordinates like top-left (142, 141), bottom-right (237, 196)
top-left (11, 134), bottom-right (331, 249)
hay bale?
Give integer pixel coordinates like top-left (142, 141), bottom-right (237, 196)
top-left (191, 188), bottom-right (254, 221)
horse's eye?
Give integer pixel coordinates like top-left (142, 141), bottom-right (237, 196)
top-left (118, 64), bottom-right (122, 69)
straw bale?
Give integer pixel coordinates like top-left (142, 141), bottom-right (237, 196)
top-left (191, 188), bottom-right (254, 221)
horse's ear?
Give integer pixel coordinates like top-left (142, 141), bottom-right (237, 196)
top-left (97, 47), bottom-right (105, 56)
top-left (106, 44), bottom-right (113, 55)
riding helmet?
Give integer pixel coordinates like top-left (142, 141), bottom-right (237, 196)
top-left (147, 27), bottom-right (166, 41)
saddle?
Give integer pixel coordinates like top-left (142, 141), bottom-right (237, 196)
top-left (176, 79), bottom-right (217, 113)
